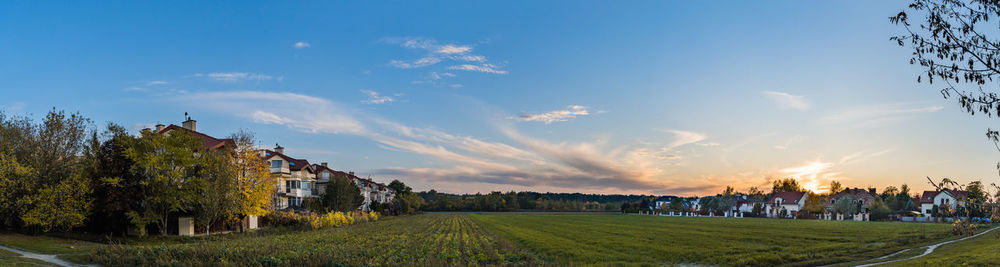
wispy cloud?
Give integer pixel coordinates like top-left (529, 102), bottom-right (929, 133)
top-left (448, 64), bottom-right (508, 74)
top-left (780, 160), bottom-right (839, 193)
top-left (838, 149), bottom-right (894, 165)
top-left (763, 91), bottom-right (809, 111)
top-left (822, 103), bottom-right (943, 126)
top-left (382, 36), bottom-right (507, 75)
top-left (292, 41), bottom-right (311, 49)
top-left (663, 129), bottom-right (708, 150)
top-left (360, 90), bottom-right (398, 104)
top-left (511, 105), bottom-right (591, 124)
top-left (146, 81), bottom-right (168, 86)
top-left (1, 102), bottom-right (26, 111)
top-left (194, 72), bottom-right (278, 83)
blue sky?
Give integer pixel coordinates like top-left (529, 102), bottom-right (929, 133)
top-left (2, 1), bottom-right (996, 195)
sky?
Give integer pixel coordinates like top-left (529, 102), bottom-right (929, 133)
top-left (1, 1), bottom-right (998, 196)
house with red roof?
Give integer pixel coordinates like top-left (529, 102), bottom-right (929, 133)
top-left (918, 189), bottom-right (968, 217)
top-left (312, 162), bottom-right (396, 211)
top-left (153, 117), bottom-right (235, 151)
top-left (260, 144), bottom-right (317, 210)
top-left (766, 191), bottom-right (808, 218)
top-left (825, 188), bottom-right (878, 214)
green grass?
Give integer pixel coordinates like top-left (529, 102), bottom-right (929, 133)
top-left (886, 227), bottom-right (1000, 266)
top-left (0, 214), bottom-right (970, 266)
top-left (92, 214), bottom-right (538, 266)
top-left (0, 249), bottom-right (58, 266)
top-left (470, 214), bottom-right (956, 266)
top-left (0, 233), bottom-right (101, 264)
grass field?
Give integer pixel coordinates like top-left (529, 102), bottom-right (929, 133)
top-left (92, 214), bottom-right (537, 266)
top-left (885, 229), bottom-right (1000, 266)
top-left (0, 213), bottom-right (971, 266)
top-left (470, 214), bottom-right (956, 266)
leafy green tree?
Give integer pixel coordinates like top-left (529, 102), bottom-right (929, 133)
top-left (20, 173), bottom-right (92, 232)
top-left (89, 123), bottom-right (142, 235)
top-left (323, 177), bottom-right (363, 212)
top-left (870, 197), bottom-right (892, 221)
top-left (771, 178), bottom-right (803, 193)
top-left (829, 180), bottom-right (844, 194)
top-left (833, 198), bottom-right (857, 216)
top-left (194, 150), bottom-right (239, 235)
top-left (128, 129), bottom-right (205, 235)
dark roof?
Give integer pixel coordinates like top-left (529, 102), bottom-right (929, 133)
top-left (733, 194), bottom-right (763, 203)
top-left (157, 124), bottom-right (234, 150)
top-left (918, 190), bottom-right (969, 204)
top-left (768, 192), bottom-right (806, 205)
top-left (655, 196), bottom-right (679, 202)
top-left (261, 150), bottom-right (314, 172)
top-left (830, 188), bottom-right (877, 201)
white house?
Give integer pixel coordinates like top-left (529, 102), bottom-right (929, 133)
top-left (766, 192), bottom-right (808, 218)
top-left (918, 189), bottom-right (968, 216)
top-left (260, 145), bottom-right (317, 210)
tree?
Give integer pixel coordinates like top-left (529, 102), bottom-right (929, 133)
top-left (229, 130), bottom-right (273, 229)
top-left (892, 1), bottom-right (1000, 153)
top-left (194, 150), bottom-right (239, 235)
top-left (0, 109), bottom-right (94, 232)
top-left (323, 177), bottom-right (364, 212)
top-left (829, 180), bottom-right (844, 195)
top-left (833, 198), bottom-right (858, 216)
top-left (128, 129), bottom-right (205, 235)
top-left (746, 186), bottom-right (766, 201)
top-left (870, 197), bottom-right (892, 221)
top-left (771, 178), bottom-right (803, 193)
top-left (669, 198), bottom-right (684, 212)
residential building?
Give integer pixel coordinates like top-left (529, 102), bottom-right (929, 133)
top-left (153, 117), bottom-right (234, 151)
top-left (260, 144), bottom-right (317, 210)
top-left (734, 194), bottom-right (763, 214)
top-left (311, 163), bottom-right (396, 211)
top-left (653, 196), bottom-right (680, 210)
top-left (766, 192), bottom-right (808, 218)
top-left (826, 188), bottom-right (878, 213)
top-left (918, 189), bottom-right (969, 216)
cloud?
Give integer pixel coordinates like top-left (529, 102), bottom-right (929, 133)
top-left (382, 37), bottom-right (506, 74)
top-left (361, 90), bottom-right (397, 104)
top-left (388, 57), bottom-right (442, 69)
top-left (511, 105), bottom-right (591, 124)
top-left (663, 129), bottom-right (708, 150)
top-left (146, 81), bottom-right (168, 86)
top-left (780, 160), bottom-right (839, 193)
top-left (822, 103), bottom-right (943, 126)
top-left (763, 91), bottom-right (809, 111)
top-left (293, 42), bottom-right (311, 49)
top-left (838, 149), bottom-right (894, 165)
top-left (172, 91), bottom-right (365, 135)
top-left (195, 72), bottom-right (276, 82)
top-left (0, 102), bottom-right (25, 111)
top-left (436, 44), bottom-right (472, 54)
top-left (448, 64), bottom-right (507, 74)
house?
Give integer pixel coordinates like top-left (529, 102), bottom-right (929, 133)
top-left (260, 144), bottom-right (317, 210)
top-left (312, 163), bottom-right (396, 211)
top-left (766, 192), bottom-right (808, 218)
top-left (653, 196), bottom-right (680, 210)
top-left (153, 117), bottom-right (235, 151)
top-left (734, 194), bottom-right (763, 214)
top-left (918, 189), bottom-right (969, 216)
top-left (826, 188), bottom-right (878, 213)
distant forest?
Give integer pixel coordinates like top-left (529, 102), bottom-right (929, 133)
top-left (417, 190), bottom-right (656, 212)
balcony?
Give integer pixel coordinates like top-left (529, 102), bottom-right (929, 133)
top-left (283, 188), bottom-right (311, 197)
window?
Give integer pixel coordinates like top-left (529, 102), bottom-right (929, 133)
top-left (287, 197), bottom-right (302, 207)
top-left (271, 160), bottom-right (282, 168)
top-left (322, 172), bottom-right (330, 179)
top-left (302, 181), bottom-right (311, 191)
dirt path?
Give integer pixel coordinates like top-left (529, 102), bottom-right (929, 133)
top-left (0, 245), bottom-right (88, 267)
top-left (853, 226), bottom-right (998, 266)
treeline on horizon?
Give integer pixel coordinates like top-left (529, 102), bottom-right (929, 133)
top-left (417, 190), bottom-right (654, 212)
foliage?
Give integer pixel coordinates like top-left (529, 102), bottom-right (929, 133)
top-left (127, 129), bottom-right (205, 235)
top-left (419, 190), bottom-right (648, 212)
top-left (322, 177), bottom-right (364, 212)
top-left (829, 180), bottom-right (844, 194)
top-left (772, 177), bottom-right (804, 193)
top-left (193, 150), bottom-right (240, 235)
top-left (833, 198), bottom-right (858, 215)
top-left (870, 197), bottom-right (892, 221)
top-left (229, 130), bottom-right (273, 219)
top-left (0, 109), bottom-right (94, 231)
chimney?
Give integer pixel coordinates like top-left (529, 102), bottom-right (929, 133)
top-left (274, 143), bottom-right (284, 154)
top-left (182, 119), bottom-right (196, 132)
top-left (155, 124), bottom-right (165, 132)
top-left (321, 162), bottom-right (328, 167)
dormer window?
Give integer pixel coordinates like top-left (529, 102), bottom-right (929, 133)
top-left (271, 160), bottom-right (281, 168)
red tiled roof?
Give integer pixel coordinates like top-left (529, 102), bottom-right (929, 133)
top-left (157, 124), bottom-right (234, 150)
top-left (918, 191), bottom-right (939, 204)
top-left (768, 192), bottom-right (806, 205)
top-left (261, 150), bottom-right (314, 172)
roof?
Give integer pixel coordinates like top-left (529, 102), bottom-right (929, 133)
top-left (918, 190), bottom-right (969, 204)
top-left (655, 196), bottom-right (679, 202)
top-left (733, 194), bottom-right (763, 203)
top-left (311, 163), bottom-right (395, 193)
top-left (157, 124), bottom-right (234, 150)
top-left (768, 192), bottom-right (806, 205)
top-left (830, 188), bottom-right (877, 201)
top-left (261, 150), bottom-right (314, 172)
